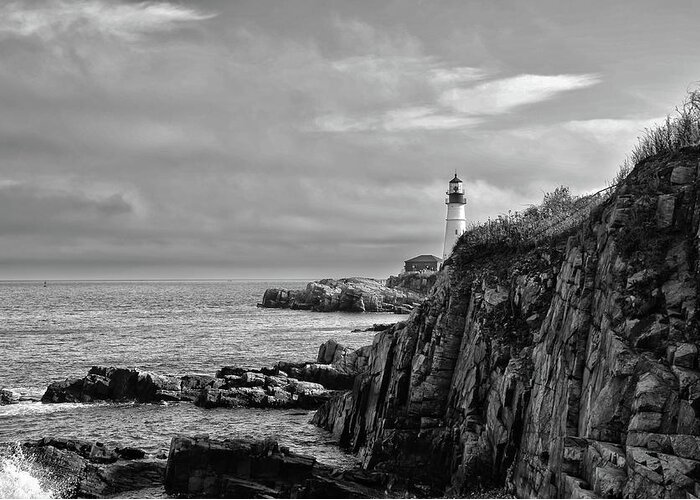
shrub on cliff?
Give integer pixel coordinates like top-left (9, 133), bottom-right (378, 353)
top-left (631, 89), bottom-right (700, 164)
top-left (448, 185), bottom-right (605, 268)
top-left (611, 87), bottom-right (700, 186)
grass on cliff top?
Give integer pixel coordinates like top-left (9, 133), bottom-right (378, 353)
top-left (449, 87), bottom-right (700, 267)
top-left (613, 87), bottom-right (700, 185)
top-left (448, 185), bottom-right (596, 266)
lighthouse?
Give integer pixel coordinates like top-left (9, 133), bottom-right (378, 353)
top-left (443, 173), bottom-right (467, 260)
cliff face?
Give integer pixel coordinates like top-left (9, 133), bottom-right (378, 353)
top-left (314, 147), bottom-right (700, 497)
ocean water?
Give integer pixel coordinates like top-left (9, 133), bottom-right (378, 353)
top-left (0, 280), bottom-right (399, 482)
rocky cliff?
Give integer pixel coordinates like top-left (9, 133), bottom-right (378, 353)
top-left (314, 146), bottom-right (700, 498)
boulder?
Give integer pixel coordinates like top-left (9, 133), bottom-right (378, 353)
top-left (0, 388), bottom-right (20, 405)
top-left (42, 367), bottom-right (179, 403)
top-left (317, 339), bottom-right (343, 364)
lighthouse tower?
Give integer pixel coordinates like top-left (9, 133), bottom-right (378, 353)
top-left (443, 173), bottom-right (467, 260)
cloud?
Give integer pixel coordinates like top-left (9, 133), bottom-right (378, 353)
top-left (440, 73), bottom-right (602, 115)
top-left (0, 2), bottom-right (682, 280)
top-left (430, 66), bottom-right (489, 85)
top-left (0, 181), bottom-right (134, 236)
top-left (312, 65), bottom-right (599, 133)
top-left (0, 0), bottom-right (214, 41)
top-left (383, 107), bottom-right (482, 131)
top-left (312, 107), bottom-right (482, 132)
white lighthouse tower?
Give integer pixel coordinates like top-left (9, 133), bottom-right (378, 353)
top-left (443, 173), bottom-right (467, 260)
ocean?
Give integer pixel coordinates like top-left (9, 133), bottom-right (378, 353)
top-left (0, 280), bottom-right (398, 496)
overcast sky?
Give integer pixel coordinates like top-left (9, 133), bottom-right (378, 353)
top-left (1, 0), bottom-right (698, 280)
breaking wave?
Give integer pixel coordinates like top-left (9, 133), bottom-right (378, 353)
top-left (0, 445), bottom-right (56, 499)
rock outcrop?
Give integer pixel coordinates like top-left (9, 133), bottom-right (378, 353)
top-left (41, 367), bottom-right (214, 404)
top-left (313, 147), bottom-right (700, 497)
top-left (164, 435), bottom-right (393, 498)
top-left (9, 437), bottom-right (164, 498)
top-left (274, 339), bottom-right (373, 390)
top-left (260, 277), bottom-right (422, 313)
top-left (41, 341), bottom-right (371, 408)
top-left (195, 369), bottom-right (333, 409)
top-left (8, 435), bottom-right (390, 499)
top-left (41, 365), bottom-right (335, 409)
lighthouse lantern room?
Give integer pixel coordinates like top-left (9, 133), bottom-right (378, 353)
top-left (443, 173), bottom-right (467, 260)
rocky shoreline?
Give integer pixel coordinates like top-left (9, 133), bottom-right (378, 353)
top-left (259, 277), bottom-right (422, 313)
top-left (5, 437), bottom-right (166, 498)
top-left (7, 435), bottom-right (398, 498)
top-left (37, 339), bottom-right (371, 410)
top-left (1, 335), bottom-right (401, 498)
top-left (9, 149), bottom-right (699, 498)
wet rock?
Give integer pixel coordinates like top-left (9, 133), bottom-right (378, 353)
top-left (17, 437), bottom-right (161, 498)
top-left (116, 447), bottom-right (147, 460)
top-left (42, 367), bottom-right (182, 403)
top-left (164, 436), bottom-right (315, 498)
top-left (164, 436), bottom-right (384, 498)
top-left (0, 388), bottom-right (20, 405)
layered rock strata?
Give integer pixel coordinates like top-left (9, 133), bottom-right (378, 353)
top-left (260, 277), bottom-right (422, 313)
top-left (164, 435), bottom-right (391, 498)
top-left (314, 147), bottom-right (700, 497)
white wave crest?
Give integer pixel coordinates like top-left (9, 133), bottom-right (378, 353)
top-left (0, 446), bottom-right (55, 499)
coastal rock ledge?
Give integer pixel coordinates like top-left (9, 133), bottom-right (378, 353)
top-left (164, 435), bottom-right (388, 498)
top-left (41, 339), bottom-right (372, 408)
top-left (260, 277), bottom-right (422, 313)
top-left (5, 435), bottom-right (391, 498)
top-left (3, 437), bottom-right (164, 498)
top-left (312, 147), bottom-right (700, 497)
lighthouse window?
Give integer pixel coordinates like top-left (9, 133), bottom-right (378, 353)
top-left (455, 229), bottom-right (458, 235)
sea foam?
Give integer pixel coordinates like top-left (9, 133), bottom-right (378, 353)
top-left (0, 446), bottom-right (55, 499)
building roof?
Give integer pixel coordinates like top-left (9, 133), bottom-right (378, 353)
top-left (404, 254), bottom-right (442, 263)
top-left (450, 174), bottom-right (462, 183)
